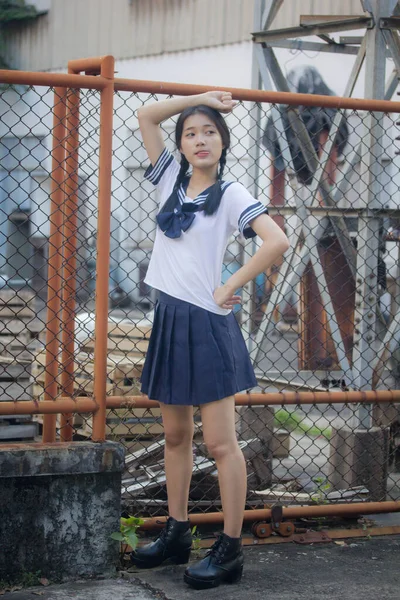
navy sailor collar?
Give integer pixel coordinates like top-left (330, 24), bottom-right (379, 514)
top-left (156, 178), bottom-right (234, 239)
top-left (177, 176), bottom-right (233, 205)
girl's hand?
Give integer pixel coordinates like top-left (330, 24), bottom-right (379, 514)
top-left (213, 285), bottom-right (242, 310)
top-left (201, 91), bottom-right (237, 114)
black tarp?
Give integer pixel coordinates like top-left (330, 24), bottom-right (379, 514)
top-left (263, 66), bottom-right (349, 184)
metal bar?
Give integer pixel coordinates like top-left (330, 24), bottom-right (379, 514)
top-left (255, 106), bottom-right (352, 375)
top-left (59, 84), bottom-right (80, 442)
top-left (1, 390), bottom-right (399, 416)
top-left (300, 15), bottom-right (370, 25)
top-left (91, 56), bottom-right (115, 443)
top-left (260, 46), bottom-right (358, 278)
top-left (353, 1), bottom-right (389, 421)
top-left (372, 305), bottom-right (400, 386)
top-left (252, 47), bottom-right (357, 374)
top-left (241, 0), bottom-right (264, 345)
top-left (267, 39), bottom-right (360, 55)
top-left (113, 78), bottom-right (400, 113)
top-left (42, 88), bottom-right (67, 443)
top-left (249, 105), bottom-right (305, 364)
top-left (0, 68), bottom-right (399, 113)
top-left (0, 399), bottom-right (99, 415)
top-left (252, 17), bottom-right (373, 43)
top-left (0, 69), bottom-right (106, 89)
top-left (140, 501), bottom-right (400, 530)
top-left (340, 36), bottom-right (365, 44)
top-left (261, 0), bottom-right (283, 31)
top-left (382, 28), bottom-right (400, 75)
top-left (380, 16), bottom-right (400, 28)
top-left (385, 69), bottom-right (399, 100)
top-left (68, 56), bottom-right (106, 74)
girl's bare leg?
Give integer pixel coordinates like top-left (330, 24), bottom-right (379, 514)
top-left (160, 403), bottom-right (194, 522)
top-left (200, 396), bottom-right (246, 537)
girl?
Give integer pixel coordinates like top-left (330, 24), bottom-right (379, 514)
top-left (130, 91), bottom-right (289, 589)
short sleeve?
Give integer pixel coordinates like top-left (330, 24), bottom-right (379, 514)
top-left (144, 148), bottom-right (180, 204)
top-left (226, 182), bottom-right (268, 239)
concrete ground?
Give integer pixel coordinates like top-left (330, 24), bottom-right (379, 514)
top-left (2, 534), bottom-right (400, 600)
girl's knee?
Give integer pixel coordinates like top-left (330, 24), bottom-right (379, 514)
top-left (164, 427), bottom-right (193, 449)
top-left (205, 438), bottom-right (239, 461)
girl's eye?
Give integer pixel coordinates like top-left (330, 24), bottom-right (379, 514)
top-left (206, 130), bottom-right (215, 135)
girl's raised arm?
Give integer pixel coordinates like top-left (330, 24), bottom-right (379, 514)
top-left (137, 92), bottom-right (236, 166)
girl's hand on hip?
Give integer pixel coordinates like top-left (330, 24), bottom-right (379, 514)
top-left (213, 285), bottom-right (242, 310)
top-left (201, 91), bottom-right (237, 114)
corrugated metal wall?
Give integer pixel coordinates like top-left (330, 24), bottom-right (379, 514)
top-left (4, 0), bottom-right (366, 72)
top-left (271, 0), bottom-right (365, 30)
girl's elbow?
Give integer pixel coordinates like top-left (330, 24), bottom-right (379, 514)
top-left (137, 106), bottom-right (146, 122)
top-left (281, 235), bottom-right (290, 253)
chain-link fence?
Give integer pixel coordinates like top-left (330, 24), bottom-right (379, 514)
top-left (0, 70), bottom-right (399, 518)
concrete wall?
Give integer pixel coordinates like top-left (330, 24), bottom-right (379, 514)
top-left (0, 442), bottom-right (125, 582)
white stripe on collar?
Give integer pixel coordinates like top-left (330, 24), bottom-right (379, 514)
top-left (178, 180), bottom-right (231, 205)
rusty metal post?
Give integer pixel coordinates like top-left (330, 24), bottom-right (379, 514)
top-left (42, 88), bottom-right (67, 442)
top-left (91, 56), bottom-right (115, 442)
top-left (59, 83), bottom-right (80, 442)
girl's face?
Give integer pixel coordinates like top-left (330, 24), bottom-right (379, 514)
top-left (179, 112), bottom-right (224, 172)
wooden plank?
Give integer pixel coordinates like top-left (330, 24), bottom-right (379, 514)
top-left (107, 321), bottom-right (152, 339)
top-left (80, 338), bottom-right (149, 354)
top-left (0, 290), bottom-right (35, 304)
top-left (31, 352), bottom-right (145, 385)
top-left (0, 307), bottom-right (36, 318)
top-left (82, 406), bottom-right (163, 438)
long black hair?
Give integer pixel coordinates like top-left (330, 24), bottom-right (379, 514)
top-left (159, 105), bottom-right (231, 216)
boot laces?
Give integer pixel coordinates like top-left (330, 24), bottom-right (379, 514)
top-left (206, 534), bottom-right (228, 564)
top-left (156, 518), bottom-right (173, 545)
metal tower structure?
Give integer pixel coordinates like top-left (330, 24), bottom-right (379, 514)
top-left (248, 1), bottom-right (400, 416)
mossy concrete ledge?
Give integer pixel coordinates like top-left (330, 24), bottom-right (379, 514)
top-left (0, 441), bottom-right (125, 582)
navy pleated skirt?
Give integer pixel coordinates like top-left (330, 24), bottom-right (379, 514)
top-left (140, 292), bottom-right (257, 406)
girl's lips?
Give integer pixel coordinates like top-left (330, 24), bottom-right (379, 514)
top-left (196, 151), bottom-right (210, 157)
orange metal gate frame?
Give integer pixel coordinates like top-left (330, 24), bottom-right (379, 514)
top-left (1, 57), bottom-right (400, 522)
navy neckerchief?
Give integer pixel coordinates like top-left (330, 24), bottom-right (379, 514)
top-left (157, 178), bottom-right (232, 239)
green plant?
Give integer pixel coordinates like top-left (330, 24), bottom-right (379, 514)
top-left (191, 525), bottom-right (202, 557)
top-left (274, 408), bottom-right (332, 439)
top-left (311, 476), bottom-right (331, 504)
top-left (111, 516), bottom-right (144, 552)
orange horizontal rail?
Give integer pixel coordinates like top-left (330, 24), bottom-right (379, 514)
top-left (0, 390), bottom-right (398, 416)
top-left (0, 398), bottom-right (98, 415)
top-left (104, 390), bottom-right (400, 407)
top-left (0, 69), bottom-right (106, 89)
top-left (68, 55), bottom-right (115, 78)
top-left (2, 67), bottom-right (400, 112)
top-left (140, 501), bottom-right (400, 530)
top-left (113, 77), bottom-right (400, 113)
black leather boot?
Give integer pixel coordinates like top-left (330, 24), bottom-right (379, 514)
top-left (130, 517), bottom-right (192, 569)
top-left (184, 532), bottom-right (243, 589)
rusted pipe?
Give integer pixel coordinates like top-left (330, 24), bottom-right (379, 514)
top-left (1, 398), bottom-right (98, 416)
top-left (2, 66), bottom-right (400, 112)
top-left (139, 501), bottom-right (400, 530)
top-left (0, 390), bottom-right (399, 416)
top-left (113, 78), bottom-right (400, 113)
top-left (102, 390), bottom-right (400, 409)
top-left (42, 88), bottom-right (67, 443)
top-left (59, 80), bottom-right (80, 442)
top-left (91, 56), bottom-right (115, 442)
top-left (68, 56), bottom-right (109, 75)
top-left (0, 69), bottom-right (105, 89)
